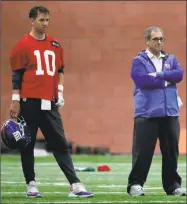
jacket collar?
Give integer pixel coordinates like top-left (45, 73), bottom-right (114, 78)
top-left (145, 49), bottom-right (166, 59)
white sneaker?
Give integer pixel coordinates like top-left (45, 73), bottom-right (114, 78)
top-left (26, 181), bottom-right (42, 198)
top-left (172, 188), bottom-right (186, 196)
top-left (129, 184), bottom-right (144, 196)
top-left (68, 182), bottom-right (94, 198)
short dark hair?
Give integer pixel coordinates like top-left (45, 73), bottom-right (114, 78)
top-left (144, 27), bottom-right (164, 41)
top-left (29, 6), bottom-right (50, 19)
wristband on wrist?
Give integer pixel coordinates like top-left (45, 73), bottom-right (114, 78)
top-left (58, 85), bottom-right (64, 92)
top-left (12, 94), bottom-right (20, 101)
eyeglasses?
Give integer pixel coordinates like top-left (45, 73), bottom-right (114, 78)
top-left (151, 37), bottom-right (165, 42)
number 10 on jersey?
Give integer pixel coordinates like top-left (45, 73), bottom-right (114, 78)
top-left (34, 50), bottom-right (56, 76)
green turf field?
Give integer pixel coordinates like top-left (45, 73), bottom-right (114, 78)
top-left (1, 154), bottom-right (186, 203)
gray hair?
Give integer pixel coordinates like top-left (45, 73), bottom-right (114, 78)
top-left (144, 27), bottom-right (164, 40)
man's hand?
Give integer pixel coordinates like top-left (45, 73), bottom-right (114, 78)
top-left (55, 92), bottom-right (65, 108)
top-left (148, 72), bottom-right (157, 77)
top-left (10, 101), bottom-right (20, 118)
top-left (177, 96), bottom-right (183, 108)
top-left (148, 72), bottom-right (172, 86)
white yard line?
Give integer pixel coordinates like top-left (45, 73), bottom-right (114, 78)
top-left (0, 198), bottom-right (185, 204)
top-left (1, 192), bottom-right (145, 194)
top-left (1, 182), bottom-right (186, 189)
top-left (0, 191), bottom-right (178, 195)
top-left (1, 192), bottom-right (167, 196)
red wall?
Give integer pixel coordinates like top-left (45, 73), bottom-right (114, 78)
top-left (1, 1), bottom-right (186, 153)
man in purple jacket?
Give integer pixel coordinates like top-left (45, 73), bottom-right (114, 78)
top-left (127, 26), bottom-right (186, 196)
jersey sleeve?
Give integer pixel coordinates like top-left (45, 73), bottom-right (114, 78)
top-left (10, 41), bottom-right (27, 70)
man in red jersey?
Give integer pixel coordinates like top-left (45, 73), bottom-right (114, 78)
top-left (9, 5), bottom-right (93, 198)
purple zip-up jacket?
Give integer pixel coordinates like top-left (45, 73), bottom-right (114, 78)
top-left (131, 50), bottom-right (183, 118)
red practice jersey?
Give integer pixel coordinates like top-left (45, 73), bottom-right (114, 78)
top-left (10, 34), bottom-right (64, 101)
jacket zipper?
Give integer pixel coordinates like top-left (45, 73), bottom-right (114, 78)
top-left (161, 59), bottom-right (167, 116)
top-left (147, 57), bottom-right (167, 116)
